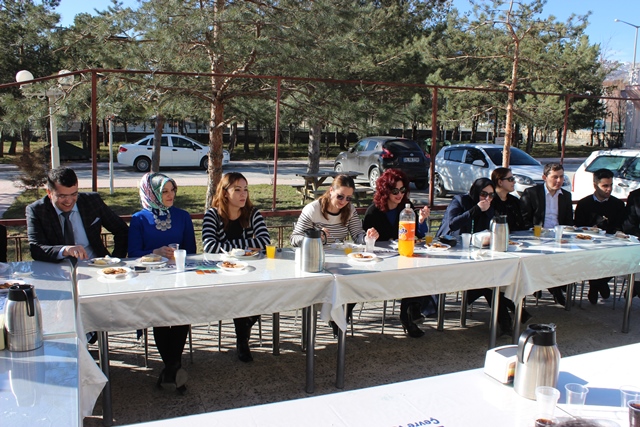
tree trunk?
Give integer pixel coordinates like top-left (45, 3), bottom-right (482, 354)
top-left (526, 125), bottom-right (534, 153)
top-left (243, 119), bottom-right (250, 153)
top-left (307, 122), bottom-right (322, 173)
top-left (254, 123), bottom-right (261, 156)
top-left (556, 128), bottom-right (562, 151)
top-left (124, 121), bottom-right (129, 143)
top-left (21, 127), bottom-right (31, 153)
top-left (470, 118), bottom-right (477, 143)
top-left (206, 97), bottom-right (225, 209)
top-left (152, 114), bottom-right (164, 172)
top-left (229, 122), bottom-right (237, 153)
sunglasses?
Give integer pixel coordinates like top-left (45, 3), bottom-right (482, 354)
top-left (479, 191), bottom-right (496, 199)
top-left (390, 186), bottom-right (407, 195)
top-left (335, 193), bottom-right (354, 202)
top-left (501, 176), bottom-right (516, 182)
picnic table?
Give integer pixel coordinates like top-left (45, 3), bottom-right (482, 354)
top-left (293, 170), bottom-right (372, 206)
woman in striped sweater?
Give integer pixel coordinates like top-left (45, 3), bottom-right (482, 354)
top-left (202, 172), bottom-right (271, 362)
top-left (290, 174), bottom-right (379, 336)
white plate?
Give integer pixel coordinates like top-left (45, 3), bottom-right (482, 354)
top-left (232, 249), bottom-right (261, 259)
top-left (88, 257), bottom-right (121, 267)
top-left (572, 234), bottom-right (596, 242)
top-left (216, 261), bottom-right (248, 272)
top-left (98, 266), bottom-right (132, 279)
top-left (347, 252), bottom-right (377, 262)
top-left (576, 227), bottom-right (602, 236)
top-left (424, 242), bottom-right (451, 251)
top-left (508, 241), bottom-right (522, 247)
top-left (137, 256), bottom-right (168, 266)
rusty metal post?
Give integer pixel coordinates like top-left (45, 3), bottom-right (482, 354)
top-left (429, 87), bottom-right (438, 207)
top-left (272, 78), bottom-right (281, 211)
top-left (91, 71), bottom-right (98, 191)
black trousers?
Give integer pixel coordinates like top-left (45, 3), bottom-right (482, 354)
top-left (466, 288), bottom-right (511, 326)
top-left (234, 316), bottom-right (260, 340)
top-left (153, 325), bottom-right (189, 368)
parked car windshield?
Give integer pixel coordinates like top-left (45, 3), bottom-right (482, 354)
top-left (484, 147), bottom-right (539, 166)
top-left (585, 155), bottom-right (632, 174)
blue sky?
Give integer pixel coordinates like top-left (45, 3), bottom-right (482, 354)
top-left (58, 0), bottom-right (640, 64)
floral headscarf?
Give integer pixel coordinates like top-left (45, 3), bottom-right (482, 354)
top-left (139, 172), bottom-right (177, 214)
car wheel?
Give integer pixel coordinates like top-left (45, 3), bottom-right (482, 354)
top-left (434, 174), bottom-right (447, 198)
top-left (414, 179), bottom-right (428, 190)
top-left (134, 157), bottom-right (151, 172)
top-left (334, 163), bottom-right (343, 173)
top-left (200, 156), bottom-right (209, 170)
top-left (368, 167), bottom-right (380, 189)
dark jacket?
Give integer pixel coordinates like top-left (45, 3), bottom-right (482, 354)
top-left (574, 194), bottom-right (626, 234)
top-left (437, 194), bottom-right (494, 238)
top-left (623, 188), bottom-right (640, 237)
top-left (26, 192), bottom-right (129, 262)
top-left (492, 193), bottom-right (526, 232)
top-left (519, 184), bottom-right (573, 229)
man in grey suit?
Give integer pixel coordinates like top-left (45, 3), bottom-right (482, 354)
top-left (520, 162), bottom-right (574, 306)
top-left (26, 166), bottom-right (128, 263)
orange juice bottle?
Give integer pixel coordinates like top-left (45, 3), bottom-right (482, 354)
top-left (398, 204), bottom-right (416, 257)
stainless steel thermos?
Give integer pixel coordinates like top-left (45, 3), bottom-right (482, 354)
top-left (301, 228), bottom-right (325, 273)
top-left (514, 323), bottom-right (561, 399)
top-left (4, 284), bottom-right (43, 352)
top-left (490, 215), bottom-right (509, 252)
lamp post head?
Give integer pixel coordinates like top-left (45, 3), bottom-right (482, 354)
top-left (15, 70), bottom-right (34, 86)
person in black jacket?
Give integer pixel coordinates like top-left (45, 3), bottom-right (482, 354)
top-left (491, 167), bottom-right (526, 232)
top-left (575, 168), bottom-right (626, 304)
top-left (520, 163), bottom-right (573, 306)
top-left (363, 169), bottom-right (430, 338)
top-left (26, 166), bottom-right (128, 263)
top-left (623, 188), bottom-right (640, 298)
top-left (436, 178), bottom-right (516, 336)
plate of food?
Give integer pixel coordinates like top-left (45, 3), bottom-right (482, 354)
top-left (508, 240), bottom-right (522, 247)
top-left (88, 256), bottom-right (121, 267)
top-left (577, 226), bottom-right (603, 235)
top-left (424, 242), bottom-right (451, 251)
top-left (137, 254), bottom-right (168, 266)
top-left (98, 266), bottom-right (132, 279)
top-left (573, 233), bottom-right (595, 241)
top-left (347, 252), bottom-right (377, 262)
top-left (229, 248), bottom-right (261, 259)
top-left (216, 260), bottom-right (249, 272)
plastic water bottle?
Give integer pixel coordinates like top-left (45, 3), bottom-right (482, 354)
top-left (398, 204), bottom-right (416, 257)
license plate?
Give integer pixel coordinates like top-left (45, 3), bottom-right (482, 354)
top-left (403, 157), bottom-right (420, 163)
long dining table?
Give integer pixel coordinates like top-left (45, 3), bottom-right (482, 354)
top-left (76, 230), bottom-right (640, 425)
top-left (76, 252), bottom-right (336, 426)
top-left (324, 230), bottom-right (640, 389)
top-left (0, 260), bottom-right (106, 426)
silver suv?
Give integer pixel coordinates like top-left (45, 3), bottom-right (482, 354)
top-left (434, 144), bottom-right (570, 197)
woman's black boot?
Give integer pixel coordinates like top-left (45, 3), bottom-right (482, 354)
top-left (400, 308), bottom-right (425, 338)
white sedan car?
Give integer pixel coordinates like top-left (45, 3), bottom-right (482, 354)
top-left (572, 149), bottom-right (640, 201)
top-left (117, 134), bottom-right (230, 172)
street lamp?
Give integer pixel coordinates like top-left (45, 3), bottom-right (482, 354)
top-left (15, 70), bottom-right (73, 169)
top-left (614, 19), bottom-right (639, 70)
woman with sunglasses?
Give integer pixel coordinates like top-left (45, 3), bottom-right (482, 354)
top-left (202, 172), bottom-right (271, 363)
top-left (363, 169), bottom-right (431, 337)
top-left (437, 177), bottom-right (515, 336)
top-left (491, 167), bottom-right (526, 232)
top-left (291, 174), bottom-right (379, 336)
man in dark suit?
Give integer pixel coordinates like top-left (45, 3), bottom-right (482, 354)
top-left (26, 167), bottom-right (128, 263)
top-left (520, 163), bottom-right (574, 306)
top-left (574, 168), bottom-right (626, 304)
top-left (623, 188), bottom-right (640, 299)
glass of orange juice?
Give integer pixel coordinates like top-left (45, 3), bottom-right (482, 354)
top-left (266, 244), bottom-right (277, 259)
top-left (533, 224), bottom-right (542, 238)
top-left (343, 244), bottom-right (353, 255)
top-left (424, 234), bottom-right (434, 245)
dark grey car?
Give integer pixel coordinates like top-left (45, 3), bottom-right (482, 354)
top-left (333, 136), bottom-right (430, 189)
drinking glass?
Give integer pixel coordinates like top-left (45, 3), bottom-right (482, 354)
top-left (535, 386), bottom-right (560, 422)
top-left (533, 224), bottom-right (542, 237)
top-left (621, 385), bottom-right (640, 408)
top-left (266, 245), bottom-right (277, 259)
top-left (168, 243), bottom-right (179, 259)
top-left (565, 383), bottom-right (589, 411)
top-left (174, 249), bottom-right (186, 272)
top-left (424, 234), bottom-right (434, 245)
top-left (461, 233), bottom-right (471, 250)
top-left (364, 235), bottom-right (376, 252)
top-left (630, 400), bottom-right (640, 427)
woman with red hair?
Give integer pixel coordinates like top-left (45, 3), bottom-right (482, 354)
top-left (363, 169), bottom-right (431, 338)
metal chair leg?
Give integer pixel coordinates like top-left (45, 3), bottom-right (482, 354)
top-left (188, 326), bottom-right (193, 364)
top-left (218, 320), bottom-right (222, 351)
top-left (381, 300), bottom-right (387, 335)
top-left (144, 328), bottom-right (149, 368)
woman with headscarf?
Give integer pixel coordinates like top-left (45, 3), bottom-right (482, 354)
top-left (202, 172), bottom-right (271, 362)
top-left (436, 177), bottom-right (516, 336)
top-left (129, 172), bottom-right (196, 394)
